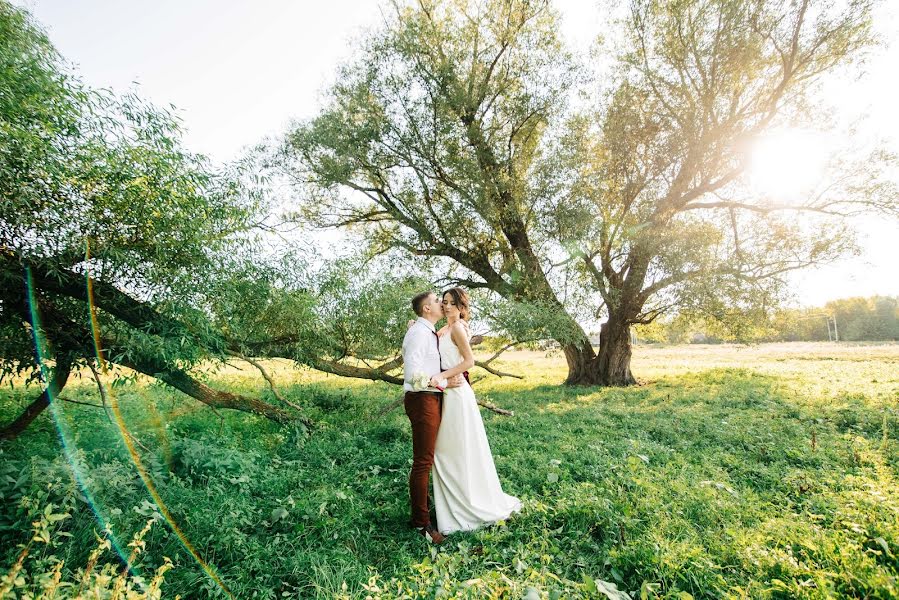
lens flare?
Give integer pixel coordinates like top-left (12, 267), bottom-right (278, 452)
top-left (83, 239), bottom-right (234, 598)
top-left (23, 266), bottom-right (135, 575)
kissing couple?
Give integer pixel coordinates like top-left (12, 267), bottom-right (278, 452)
top-left (402, 287), bottom-right (521, 544)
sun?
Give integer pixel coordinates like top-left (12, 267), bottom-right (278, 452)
top-left (747, 130), bottom-right (832, 203)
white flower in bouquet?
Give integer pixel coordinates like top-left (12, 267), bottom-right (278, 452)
top-left (411, 372), bottom-right (432, 391)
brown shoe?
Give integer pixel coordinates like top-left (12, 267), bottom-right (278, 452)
top-left (416, 523), bottom-right (445, 545)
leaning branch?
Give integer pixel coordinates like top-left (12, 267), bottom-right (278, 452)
top-left (87, 360), bottom-right (113, 422)
top-left (0, 357), bottom-right (71, 442)
top-left (306, 357), bottom-right (405, 385)
top-left (118, 354), bottom-right (304, 426)
top-left (474, 360), bottom-right (524, 379)
top-left (228, 352), bottom-right (287, 404)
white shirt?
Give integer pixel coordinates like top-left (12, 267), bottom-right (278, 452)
top-left (402, 317), bottom-right (446, 392)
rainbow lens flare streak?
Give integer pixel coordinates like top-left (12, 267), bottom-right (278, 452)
top-left (23, 266), bottom-right (132, 571)
top-left (83, 239), bottom-right (234, 598)
top-left (19, 241), bottom-right (234, 597)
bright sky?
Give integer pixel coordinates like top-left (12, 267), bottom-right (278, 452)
top-left (13, 0), bottom-right (899, 308)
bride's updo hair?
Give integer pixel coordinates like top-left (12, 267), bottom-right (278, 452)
top-left (442, 287), bottom-right (470, 321)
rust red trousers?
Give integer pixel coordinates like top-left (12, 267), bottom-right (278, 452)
top-left (404, 390), bottom-right (443, 527)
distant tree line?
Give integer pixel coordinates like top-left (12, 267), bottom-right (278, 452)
top-left (635, 296), bottom-right (899, 343)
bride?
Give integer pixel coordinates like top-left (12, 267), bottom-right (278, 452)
top-left (428, 287), bottom-right (521, 535)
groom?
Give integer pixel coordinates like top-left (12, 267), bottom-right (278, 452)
top-left (402, 291), bottom-right (463, 544)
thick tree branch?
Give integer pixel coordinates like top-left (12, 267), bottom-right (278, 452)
top-left (118, 353), bottom-right (299, 425)
top-left (0, 356), bottom-right (71, 442)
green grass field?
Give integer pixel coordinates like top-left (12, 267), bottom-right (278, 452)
top-left (2, 342), bottom-right (898, 598)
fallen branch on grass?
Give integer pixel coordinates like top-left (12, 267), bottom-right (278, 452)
top-left (475, 398), bottom-right (514, 416)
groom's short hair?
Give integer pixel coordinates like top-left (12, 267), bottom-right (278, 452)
top-left (411, 291), bottom-right (433, 317)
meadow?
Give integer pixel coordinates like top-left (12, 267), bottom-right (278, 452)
top-left (1, 342), bottom-right (897, 599)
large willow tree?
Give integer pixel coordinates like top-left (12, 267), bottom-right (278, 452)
top-left (283, 0), bottom-right (894, 385)
top-left (549, 0), bottom-right (895, 383)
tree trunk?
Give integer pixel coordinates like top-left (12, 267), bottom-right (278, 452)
top-left (0, 357), bottom-right (72, 441)
top-left (594, 316), bottom-right (636, 386)
top-left (562, 339), bottom-right (600, 385)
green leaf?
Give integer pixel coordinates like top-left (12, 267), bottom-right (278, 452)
top-left (640, 581), bottom-right (660, 600)
top-left (595, 579), bottom-right (633, 600)
top-left (523, 586), bottom-right (541, 600)
top-left (873, 537), bottom-right (894, 557)
top-left (514, 558), bottom-right (527, 575)
top-left (271, 507), bottom-right (288, 522)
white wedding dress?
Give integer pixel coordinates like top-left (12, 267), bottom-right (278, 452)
top-left (433, 327), bottom-right (522, 535)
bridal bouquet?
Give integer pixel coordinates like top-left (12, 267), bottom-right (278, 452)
top-left (410, 372), bottom-right (433, 391)
top-left (411, 372), bottom-right (446, 391)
